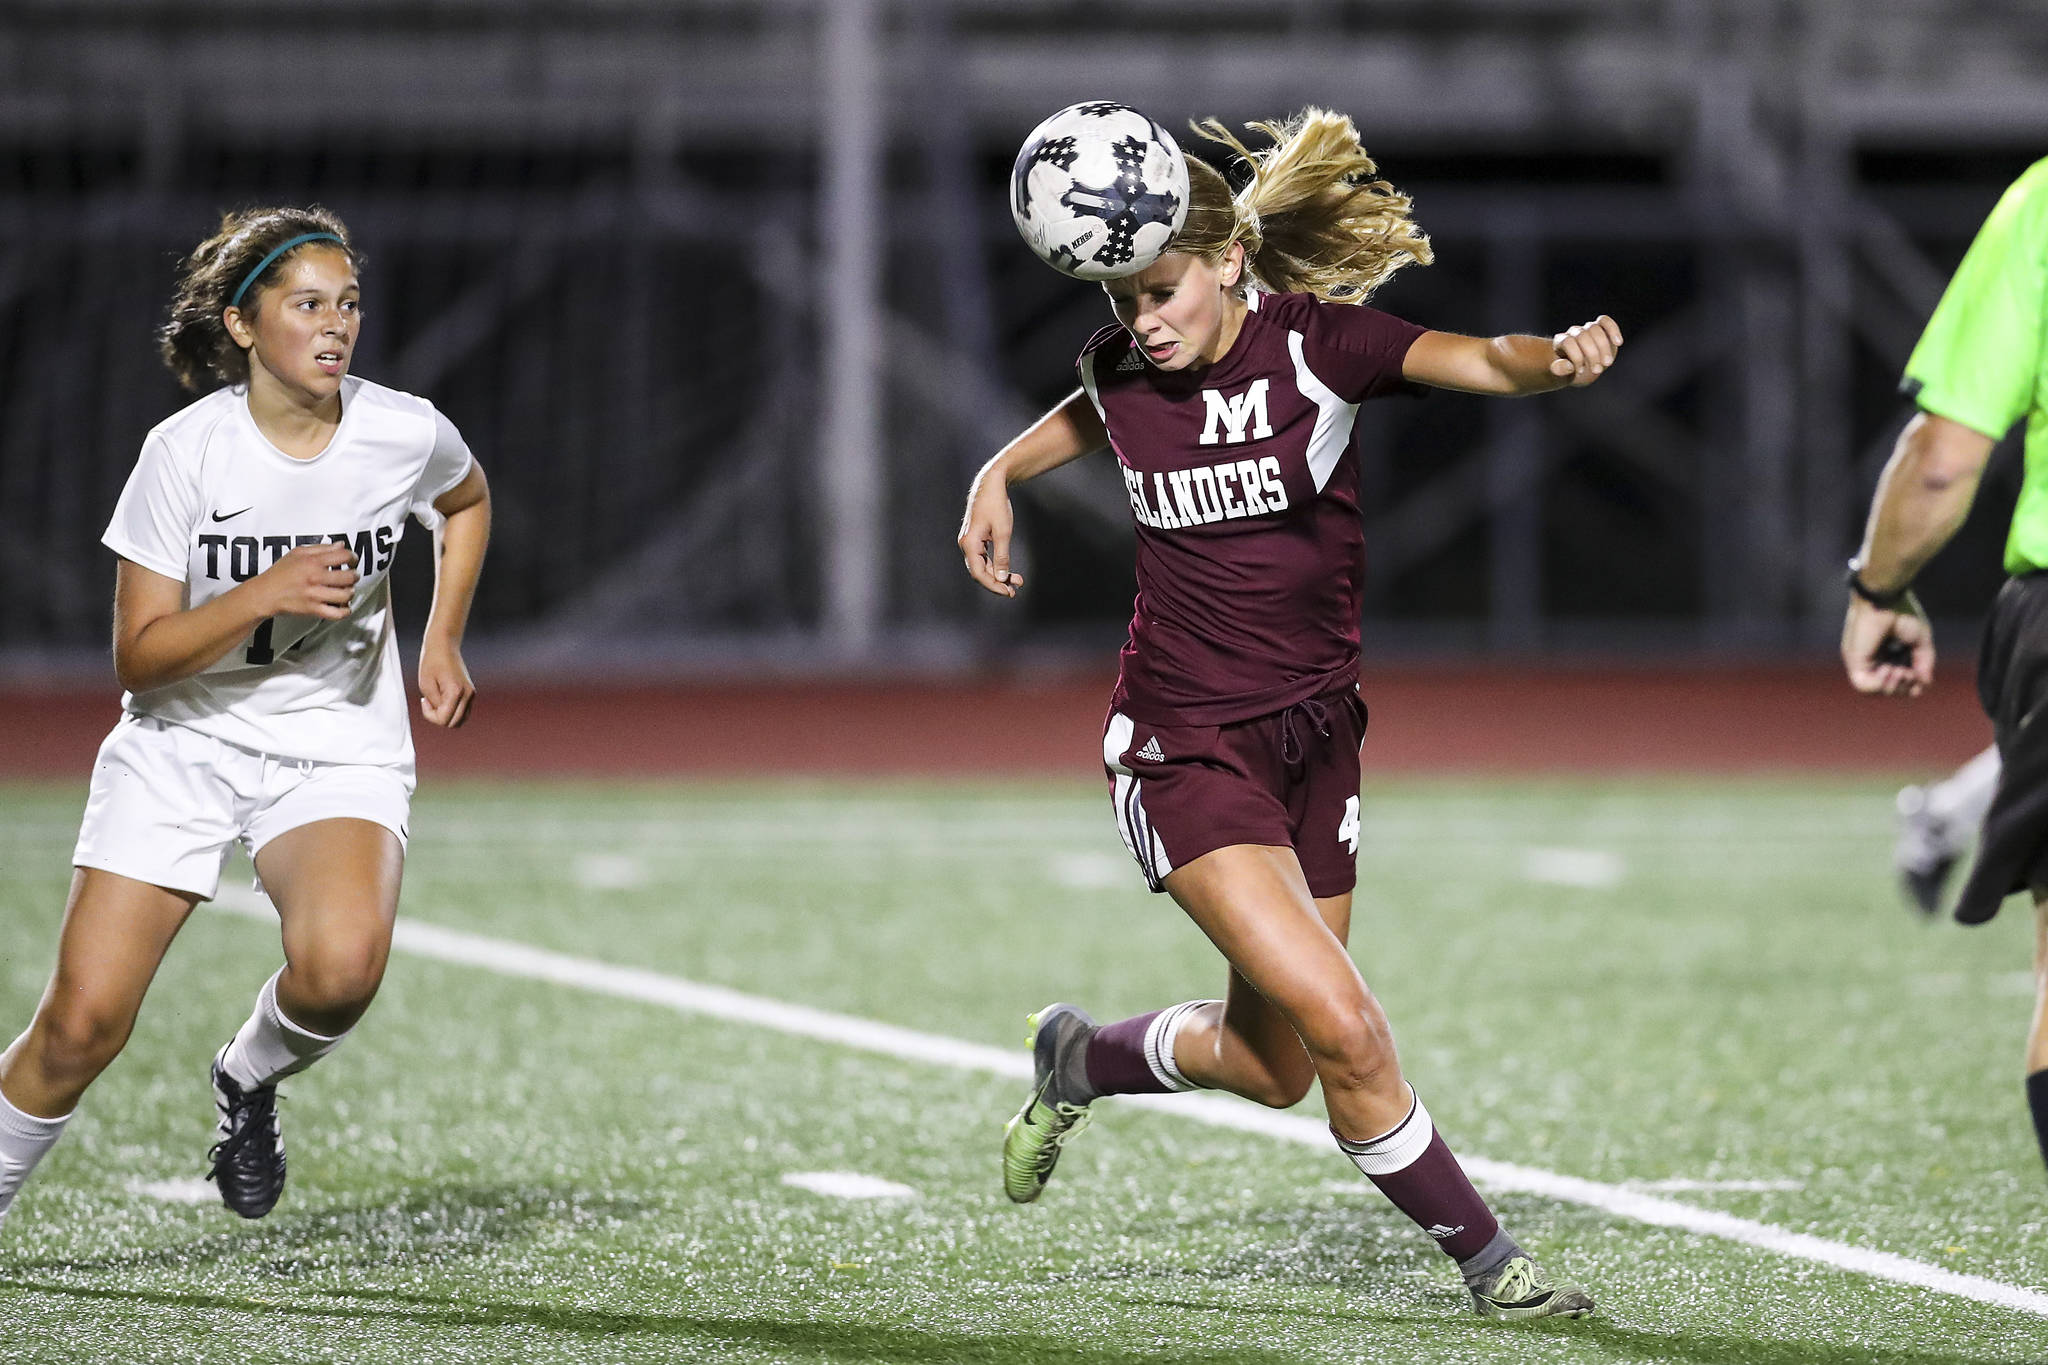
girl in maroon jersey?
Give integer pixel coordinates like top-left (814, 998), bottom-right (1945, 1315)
top-left (960, 109), bottom-right (1620, 1320)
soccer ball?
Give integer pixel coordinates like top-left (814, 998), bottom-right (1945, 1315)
top-left (1010, 102), bottom-right (1190, 281)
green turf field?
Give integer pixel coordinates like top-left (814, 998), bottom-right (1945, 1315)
top-left (1, 776), bottom-right (2043, 1364)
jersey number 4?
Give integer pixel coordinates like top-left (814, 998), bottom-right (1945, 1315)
top-left (1337, 795), bottom-right (1360, 855)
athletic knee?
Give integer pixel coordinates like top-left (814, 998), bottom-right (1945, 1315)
top-left (28, 1001), bottom-right (133, 1087)
top-left (1302, 1006), bottom-right (1398, 1096)
top-left (283, 939), bottom-right (387, 1020)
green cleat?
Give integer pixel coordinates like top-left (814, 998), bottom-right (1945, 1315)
top-left (1001, 1003), bottom-right (1097, 1204)
top-left (1470, 1256), bottom-right (1595, 1321)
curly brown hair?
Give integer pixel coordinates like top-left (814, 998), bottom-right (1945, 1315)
top-left (158, 206), bottom-right (361, 392)
top-left (1174, 109), bottom-right (1432, 304)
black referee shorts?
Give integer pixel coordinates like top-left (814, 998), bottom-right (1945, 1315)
top-left (1957, 572), bottom-right (2048, 923)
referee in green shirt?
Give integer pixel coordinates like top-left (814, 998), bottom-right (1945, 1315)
top-left (1843, 157), bottom-right (2048, 1175)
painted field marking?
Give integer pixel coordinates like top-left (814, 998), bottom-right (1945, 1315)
top-left (1521, 848), bottom-right (1624, 888)
top-left (1908, 972), bottom-right (2036, 999)
top-left (573, 853), bottom-right (648, 890)
top-left (208, 887), bottom-right (2048, 1320)
top-left (1048, 852), bottom-right (1133, 890)
top-left (782, 1172), bottom-right (918, 1200)
top-left (127, 1177), bottom-right (219, 1205)
top-left (1631, 1178), bottom-right (1805, 1193)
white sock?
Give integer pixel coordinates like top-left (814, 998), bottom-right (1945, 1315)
top-left (1141, 999), bottom-right (1216, 1092)
top-left (0, 1080), bottom-right (71, 1224)
top-left (1332, 1084), bottom-right (1434, 1175)
top-left (220, 970), bottom-right (348, 1089)
top-left (1931, 745), bottom-right (2001, 829)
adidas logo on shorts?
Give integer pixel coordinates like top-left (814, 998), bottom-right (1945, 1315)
top-left (1134, 736), bottom-right (1165, 762)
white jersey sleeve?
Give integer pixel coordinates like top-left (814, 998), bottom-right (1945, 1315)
top-left (103, 433), bottom-right (201, 581)
top-left (411, 406), bottom-right (474, 521)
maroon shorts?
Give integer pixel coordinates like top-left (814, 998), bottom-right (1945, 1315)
top-left (1101, 687), bottom-right (1367, 899)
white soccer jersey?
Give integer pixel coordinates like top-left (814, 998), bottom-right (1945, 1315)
top-left (102, 376), bottom-right (474, 768)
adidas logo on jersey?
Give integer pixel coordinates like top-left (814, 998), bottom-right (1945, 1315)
top-left (1134, 736), bottom-right (1165, 762)
top-left (1116, 349), bottom-right (1145, 373)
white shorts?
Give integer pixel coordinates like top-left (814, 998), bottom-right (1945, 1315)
top-left (72, 713), bottom-right (414, 899)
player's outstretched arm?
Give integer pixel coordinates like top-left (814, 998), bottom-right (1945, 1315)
top-left (1402, 315), bottom-right (1623, 396)
top-left (113, 544), bottom-right (360, 693)
top-left (419, 461), bottom-right (490, 729)
top-left (958, 391), bottom-right (1107, 599)
top-left (1842, 411), bottom-right (1996, 697)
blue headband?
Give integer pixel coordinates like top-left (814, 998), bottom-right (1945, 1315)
top-left (229, 232), bottom-right (346, 309)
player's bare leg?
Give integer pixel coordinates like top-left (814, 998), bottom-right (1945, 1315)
top-left (257, 818), bottom-right (403, 1036)
top-left (2026, 890), bottom-right (2048, 1175)
top-left (1004, 878), bottom-right (1345, 1200)
top-left (1165, 891), bottom-right (1355, 1109)
top-left (0, 869), bottom-right (198, 1224)
top-left (208, 817), bottom-right (402, 1218)
top-left (1160, 846), bottom-right (1409, 1134)
top-left (1163, 844), bottom-right (1590, 1319)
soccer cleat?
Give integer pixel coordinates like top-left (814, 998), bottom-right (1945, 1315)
top-left (207, 1047), bottom-right (287, 1219)
top-left (1470, 1256), bottom-right (1595, 1321)
top-left (1001, 1003), bottom-right (1097, 1204)
top-left (1895, 784), bottom-right (1964, 917)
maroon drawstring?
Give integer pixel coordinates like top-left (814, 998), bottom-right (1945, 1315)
top-left (1280, 696), bottom-right (1332, 765)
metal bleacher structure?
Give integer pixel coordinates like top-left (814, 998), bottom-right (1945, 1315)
top-left (1, 0), bottom-right (2045, 677)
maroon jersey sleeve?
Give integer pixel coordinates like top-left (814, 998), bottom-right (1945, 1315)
top-left (1295, 300), bottom-right (1427, 404)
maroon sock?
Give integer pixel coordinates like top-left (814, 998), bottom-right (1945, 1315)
top-left (1084, 1003), bottom-right (1207, 1097)
top-left (1334, 1092), bottom-right (1500, 1263)
top-left (1362, 1132), bottom-right (1500, 1262)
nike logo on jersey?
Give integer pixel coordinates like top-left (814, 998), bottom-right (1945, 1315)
top-left (211, 506), bottom-right (253, 522)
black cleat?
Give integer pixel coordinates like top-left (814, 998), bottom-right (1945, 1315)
top-left (207, 1048), bottom-right (286, 1219)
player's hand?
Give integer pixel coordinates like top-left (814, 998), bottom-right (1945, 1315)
top-left (1549, 315), bottom-right (1623, 386)
top-left (1842, 594), bottom-right (1935, 697)
top-left (254, 542), bottom-right (359, 619)
top-left (418, 635), bottom-right (475, 728)
top-left (958, 478), bottom-right (1025, 599)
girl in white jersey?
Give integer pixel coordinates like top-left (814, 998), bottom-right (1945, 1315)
top-left (0, 207), bottom-right (491, 1226)
top-left (961, 110), bottom-right (1621, 1320)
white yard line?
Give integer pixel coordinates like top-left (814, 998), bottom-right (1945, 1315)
top-left (1631, 1178), bottom-right (1805, 1193)
top-left (208, 888), bottom-right (2048, 1320)
top-left (1521, 848), bottom-right (1625, 888)
top-left (781, 1172), bottom-right (918, 1200)
top-left (127, 1177), bottom-right (220, 1205)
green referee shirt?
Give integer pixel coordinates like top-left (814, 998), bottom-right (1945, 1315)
top-left (1904, 156), bottom-right (2048, 574)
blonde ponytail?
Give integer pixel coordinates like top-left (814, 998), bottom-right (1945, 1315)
top-left (1174, 108), bottom-right (1432, 303)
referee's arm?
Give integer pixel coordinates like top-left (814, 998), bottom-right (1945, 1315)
top-left (1842, 411), bottom-right (1997, 697)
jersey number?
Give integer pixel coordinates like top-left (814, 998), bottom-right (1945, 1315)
top-left (245, 618), bottom-right (310, 666)
top-left (1338, 795), bottom-right (1361, 855)
top-left (245, 618), bottom-right (277, 665)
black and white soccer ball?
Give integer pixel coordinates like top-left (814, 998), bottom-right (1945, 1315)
top-left (1010, 102), bottom-right (1190, 281)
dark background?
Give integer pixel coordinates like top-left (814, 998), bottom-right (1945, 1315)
top-left (1, 0), bottom-right (2040, 679)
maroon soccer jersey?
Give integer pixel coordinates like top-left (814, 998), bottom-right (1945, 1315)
top-left (1078, 290), bottom-right (1425, 726)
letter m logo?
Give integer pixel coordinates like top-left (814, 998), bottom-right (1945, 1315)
top-left (1198, 379), bottom-right (1273, 446)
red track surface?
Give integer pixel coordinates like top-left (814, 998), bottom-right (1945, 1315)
top-left (0, 665), bottom-right (1992, 779)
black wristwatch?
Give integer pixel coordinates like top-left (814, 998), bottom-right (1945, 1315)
top-left (1845, 557), bottom-right (1912, 610)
